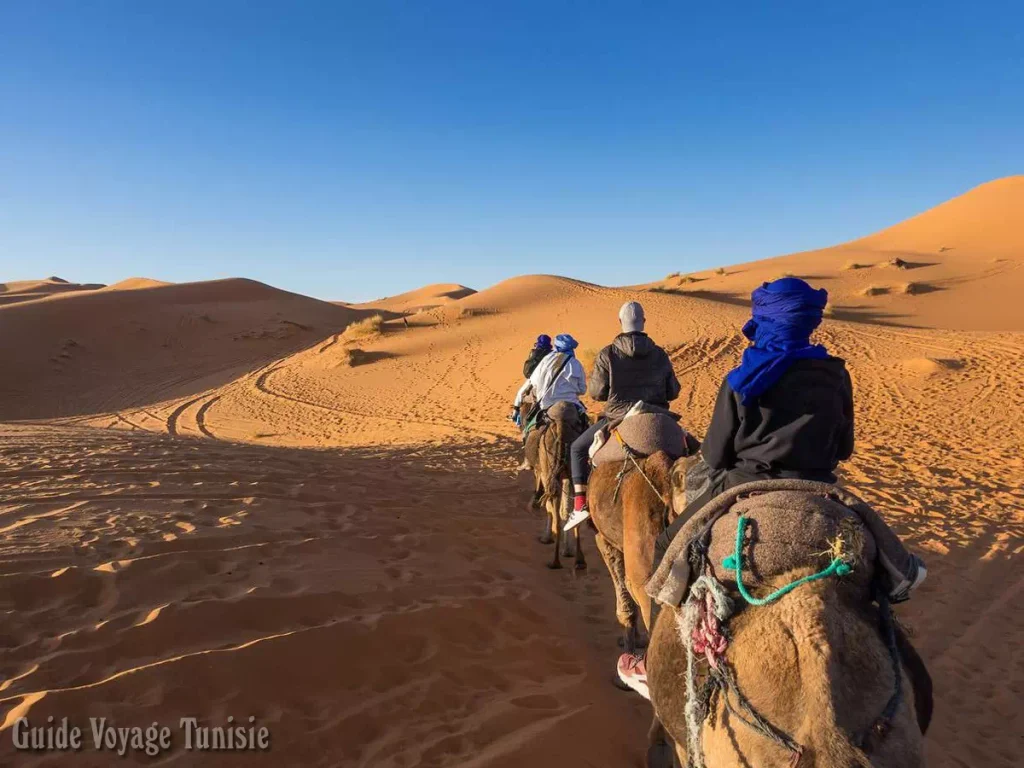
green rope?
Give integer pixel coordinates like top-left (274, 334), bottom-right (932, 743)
top-left (723, 515), bottom-right (852, 606)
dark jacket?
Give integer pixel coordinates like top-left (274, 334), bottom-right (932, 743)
top-left (523, 348), bottom-right (550, 378)
top-left (701, 356), bottom-right (854, 483)
top-left (588, 333), bottom-right (681, 421)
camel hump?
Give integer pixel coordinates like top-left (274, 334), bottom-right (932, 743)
top-left (592, 412), bottom-right (692, 466)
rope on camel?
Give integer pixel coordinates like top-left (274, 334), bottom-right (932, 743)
top-left (678, 575), bottom-right (804, 768)
top-left (723, 515), bottom-right (853, 606)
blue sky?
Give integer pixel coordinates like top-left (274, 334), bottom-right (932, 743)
top-left (1, 2), bottom-right (1021, 302)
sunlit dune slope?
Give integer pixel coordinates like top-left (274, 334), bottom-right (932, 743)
top-left (646, 176), bottom-right (1024, 331)
top-left (0, 277), bottom-right (359, 419)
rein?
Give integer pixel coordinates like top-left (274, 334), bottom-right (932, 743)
top-left (610, 429), bottom-right (671, 521)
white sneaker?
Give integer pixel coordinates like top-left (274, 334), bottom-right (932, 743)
top-left (564, 507), bottom-right (590, 532)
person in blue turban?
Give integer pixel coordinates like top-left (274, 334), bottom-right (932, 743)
top-left (511, 333), bottom-right (587, 436)
top-left (522, 334), bottom-right (553, 379)
top-left (616, 278), bottom-right (855, 699)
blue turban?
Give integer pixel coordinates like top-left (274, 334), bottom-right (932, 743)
top-left (535, 334), bottom-right (552, 351)
top-left (725, 278), bottom-right (829, 404)
top-left (554, 333), bottom-right (579, 355)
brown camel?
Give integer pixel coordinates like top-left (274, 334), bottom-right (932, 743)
top-left (527, 400), bottom-right (587, 570)
top-left (647, 572), bottom-right (925, 767)
top-left (589, 450), bottom-right (696, 651)
top-left (590, 455), bottom-right (932, 767)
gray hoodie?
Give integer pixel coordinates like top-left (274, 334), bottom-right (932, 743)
top-left (588, 333), bottom-right (681, 421)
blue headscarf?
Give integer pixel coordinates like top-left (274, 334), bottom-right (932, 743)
top-left (535, 334), bottom-right (552, 351)
top-left (554, 333), bottom-right (579, 356)
top-left (726, 278), bottom-right (829, 405)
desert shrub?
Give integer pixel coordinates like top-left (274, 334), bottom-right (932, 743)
top-left (843, 262), bottom-right (865, 270)
top-left (860, 285), bottom-right (888, 296)
top-left (458, 306), bottom-right (495, 318)
top-left (900, 282), bottom-right (925, 295)
top-left (343, 314), bottom-right (383, 340)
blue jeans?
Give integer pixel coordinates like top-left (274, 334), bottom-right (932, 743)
top-left (570, 418), bottom-right (607, 486)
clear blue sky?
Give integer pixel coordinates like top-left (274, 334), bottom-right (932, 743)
top-left (1, 2), bottom-right (1021, 302)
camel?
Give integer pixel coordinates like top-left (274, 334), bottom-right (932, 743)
top-left (589, 455), bottom-right (932, 767)
top-left (589, 450), bottom-right (696, 651)
top-left (525, 400), bottom-right (587, 570)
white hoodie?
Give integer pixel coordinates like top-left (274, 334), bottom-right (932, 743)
top-left (514, 352), bottom-right (587, 410)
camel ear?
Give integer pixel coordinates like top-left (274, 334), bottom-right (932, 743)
top-left (670, 459), bottom-right (687, 492)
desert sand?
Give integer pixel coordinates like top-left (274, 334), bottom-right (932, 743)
top-left (1, 178), bottom-right (1022, 766)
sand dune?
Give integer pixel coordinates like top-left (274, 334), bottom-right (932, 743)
top-left (0, 277), bottom-right (359, 420)
top-left (100, 277), bottom-right (173, 291)
top-left (0, 277), bottom-right (105, 306)
top-left (359, 283), bottom-right (477, 315)
top-left (645, 176), bottom-right (1024, 331)
top-left (1, 179), bottom-right (1022, 766)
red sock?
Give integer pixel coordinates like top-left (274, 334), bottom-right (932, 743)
top-left (573, 494), bottom-right (587, 512)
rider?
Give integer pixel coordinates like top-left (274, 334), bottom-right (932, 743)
top-left (511, 333), bottom-right (587, 429)
top-left (564, 301), bottom-right (680, 531)
top-left (522, 334), bottom-right (553, 378)
top-left (617, 277), bottom-right (855, 698)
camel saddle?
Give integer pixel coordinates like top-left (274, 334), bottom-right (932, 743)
top-left (646, 479), bottom-right (926, 611)
top-left (591, 408), bottom-right (699, 467)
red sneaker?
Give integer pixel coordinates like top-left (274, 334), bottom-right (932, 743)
top-left (616, 653), bottom-right (650, 700)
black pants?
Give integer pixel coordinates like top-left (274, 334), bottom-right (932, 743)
top-left (570, 418), bottom-right (607, 486)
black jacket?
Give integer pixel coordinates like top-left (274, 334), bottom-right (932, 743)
top-left (701, 357), bottom-right (854, 483)
top-left (588, 333), bottom-right (681, 421)
top-left (523, 348), bottom-right (550, 378)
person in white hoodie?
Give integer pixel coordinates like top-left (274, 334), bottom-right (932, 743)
top-left (511, 333), bottom-right (587, 429)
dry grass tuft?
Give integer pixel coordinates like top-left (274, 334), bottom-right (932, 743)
top-left (458, 306), bottom-right (496, 318)
top-left (714, 267), bottom-right (727, 276)
top-left (679, 275), bottom-right (697, 284)
top-left (843, 262), bottom-right (866, 271)
top-left (342, 314), bottom-right (383, 341)
top-left (860, 285), bottom-right (888, 297)
top-left (666, 272), bottom-right (681, 280)
top-left (887, 257), bottom-right (908, 270)
top-left (900, 282), bottom-right (926, 295)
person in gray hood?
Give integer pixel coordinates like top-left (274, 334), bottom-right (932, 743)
top-left (564, 301), bottom-right (680, 531)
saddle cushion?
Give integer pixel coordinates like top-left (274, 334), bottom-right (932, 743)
top-left (592, 412), bottom-right (697, 466)
top-left (647, 480), bottom-right (924, 611)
